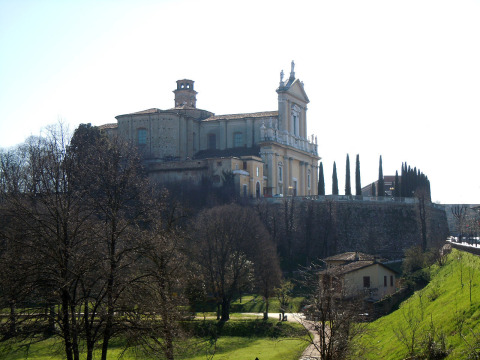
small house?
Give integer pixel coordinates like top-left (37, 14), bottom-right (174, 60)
top-left (319, 254), bottom-right (398, 301)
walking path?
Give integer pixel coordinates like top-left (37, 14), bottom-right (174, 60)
top-left (244, 313), bottom-right (320, 360)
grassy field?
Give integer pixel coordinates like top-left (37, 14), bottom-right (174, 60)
top-left (1, 319), bottom-right (309, 360)
top-left (358, 249), bottom-right (480, 359)
top-left (193, 295), bottom-right (305, 314)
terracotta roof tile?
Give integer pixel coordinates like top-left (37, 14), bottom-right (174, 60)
top-left (98, 123), bottom-right (118, 130)
top-left (203, 111), bottom-right (278, 122)
top-left (324, 252), bottom-right (375, 262)
top-left (320, 261), bottom-right (376, 276)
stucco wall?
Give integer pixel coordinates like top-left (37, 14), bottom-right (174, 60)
top-left (343, 264), bottom-right (397, 300)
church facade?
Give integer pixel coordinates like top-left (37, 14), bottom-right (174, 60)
top-left (101, 62), bottom-right (320, 197)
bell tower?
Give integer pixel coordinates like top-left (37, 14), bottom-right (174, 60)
top-left (173, 79), bottom-right (197, 108)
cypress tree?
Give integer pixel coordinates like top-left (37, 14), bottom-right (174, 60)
top-left (345, 154), bottom-right (351, 196)
top-left (394, 170), bottom-right (400, 197)
top-left (371, 182), bottom-right (376, 197)
top-left (332, 162), bottom-right (339, 195)
top-left (318, 162), bottom-right (325, 196)
top-left (399, 162), bottom-right (431, 199)
top-left (377, 155), bottom-right (385, 196)
top-left (355, 154), bottom-right (362, 196)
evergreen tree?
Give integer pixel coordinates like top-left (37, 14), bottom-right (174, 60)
top-left (345, 154), bottom-right (351, 196)
top-left (394, 170), bottom-right (400, 197)
top-left (318, 162), bottom-right (325, 196)
top-left (377, 155), bottom-right (385, 196)
top-left (400, 163), bottom-right (406, 197)
top-left (332, 162), bottom-right (338, 195)
top-left (399, 162), bottom-right (431, 199)
top-left (355, 154), bottom-right (362, 196)
top-left (371, 182), bottom-right (376, 197)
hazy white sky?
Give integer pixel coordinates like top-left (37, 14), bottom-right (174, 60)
top-left (1, 0), bottom-right (479, 204)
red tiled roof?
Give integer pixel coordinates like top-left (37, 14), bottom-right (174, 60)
top-left (324, 252), bottom-right (375, 262)
top-left (98, 123), bottom-right (118, 130)
top-left (203, 111), bottom-right (278, 122)
top-left (130, 108), bottom-right (162, 115)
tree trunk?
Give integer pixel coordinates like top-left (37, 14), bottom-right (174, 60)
top-left (220, 297), bottom-right (230, 322)
top-left (84, 299), bottom-right (94, 360)
top-left (70, 303), bottom-right (80, 360)
top-left (263, 298), bottom-right (269, 320)
top-left (101, 279), bottom-right (114, 360)
top-left (8, 300), bottom-right (16, 337)
top-left (61, 291), bottom-right (74, 360)
top-left (47, 304), bottom-right (56, 336)
top-left (263, 291), bottom-right (270, 320)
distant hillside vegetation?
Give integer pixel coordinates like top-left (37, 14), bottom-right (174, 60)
top-left (358, 249), bottom-right (480, 359)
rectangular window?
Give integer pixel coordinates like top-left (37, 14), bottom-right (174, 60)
top-left (278, 166), bottom-right (283, 182)
top-left (308, 173), bottom-right (311, 188)
top-left (234, 132), bottom-right (243, 147)
top-left (390, 275), bottom-right (394, 287)
top-left (137, 129), bottom-right (147, 145)
top-left (208, 134), bottom-right (216, 150)
top-left (256, 167), bottom-right (259, 177)
top-left (384, 276), bottom-right (387, 287)
top-left (363, 276), bottom-right (370, 288)
top-left (243, 161), bottom-right (247, 170)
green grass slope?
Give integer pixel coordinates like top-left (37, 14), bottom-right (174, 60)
top-left (361, 249), bottom-right (480, 359)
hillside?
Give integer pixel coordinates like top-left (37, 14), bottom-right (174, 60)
top-left (360, 249), bottom-right (480, 359)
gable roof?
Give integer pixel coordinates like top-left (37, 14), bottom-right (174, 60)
top-left (98, 123), bottom-right (118, 130)
top-left (202, 111), bottom-right (278, 122)
top-left (324, 252), bottom-right (375, 262)
top-left (277, 79), bottom-right (309, 103)
top-left (320, 261), bottom-right (397, 276)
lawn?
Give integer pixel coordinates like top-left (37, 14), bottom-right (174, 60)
top-left (230, 295), bottom-right (305, 313)
top-left (1, 319), bottom-right (309, 360)
top-left (357, 249), bottom-right (480, 359)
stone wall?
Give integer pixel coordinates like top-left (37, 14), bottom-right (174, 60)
top-left (261, 197), bottom-right (450, 264)
top-left (326, 200), bottom-right (449, 259)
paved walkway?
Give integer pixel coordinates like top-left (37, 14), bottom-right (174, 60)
top-left (244, 313), bottom-right (320, 360)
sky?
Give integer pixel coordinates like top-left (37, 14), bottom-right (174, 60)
top-left (1, 0), bottom-right (479, 204)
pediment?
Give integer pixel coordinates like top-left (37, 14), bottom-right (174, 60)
top-left (283, 79), bottom-right (310, 104)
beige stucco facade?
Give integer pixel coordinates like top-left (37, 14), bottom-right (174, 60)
top-left (320, 260), bottom-right (398, 301)
top-left (101, 63), bottom-right (320, 197)
top-left (342, 263), bottom-right (397, 300)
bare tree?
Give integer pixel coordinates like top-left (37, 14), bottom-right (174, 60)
top-left (191, 204), bottom-right (278, 321)
top-left (0, 125), bottom-right (91, 360)
top-left (299, 263), bottom-right (368, 360)
top-left (451, 205), bottom-right (467, 242)
top-left (126, 210), bottom-right (190, 360)
top-left (0, 124), bottom-right (163, 360)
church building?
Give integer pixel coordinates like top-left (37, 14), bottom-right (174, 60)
top-left (101, 62), bottom-right (320, 197)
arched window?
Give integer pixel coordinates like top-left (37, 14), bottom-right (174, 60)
top-left (278, 162), bottom-right (283, 183)
top-left (137, 128), bottom-right (147, 145)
